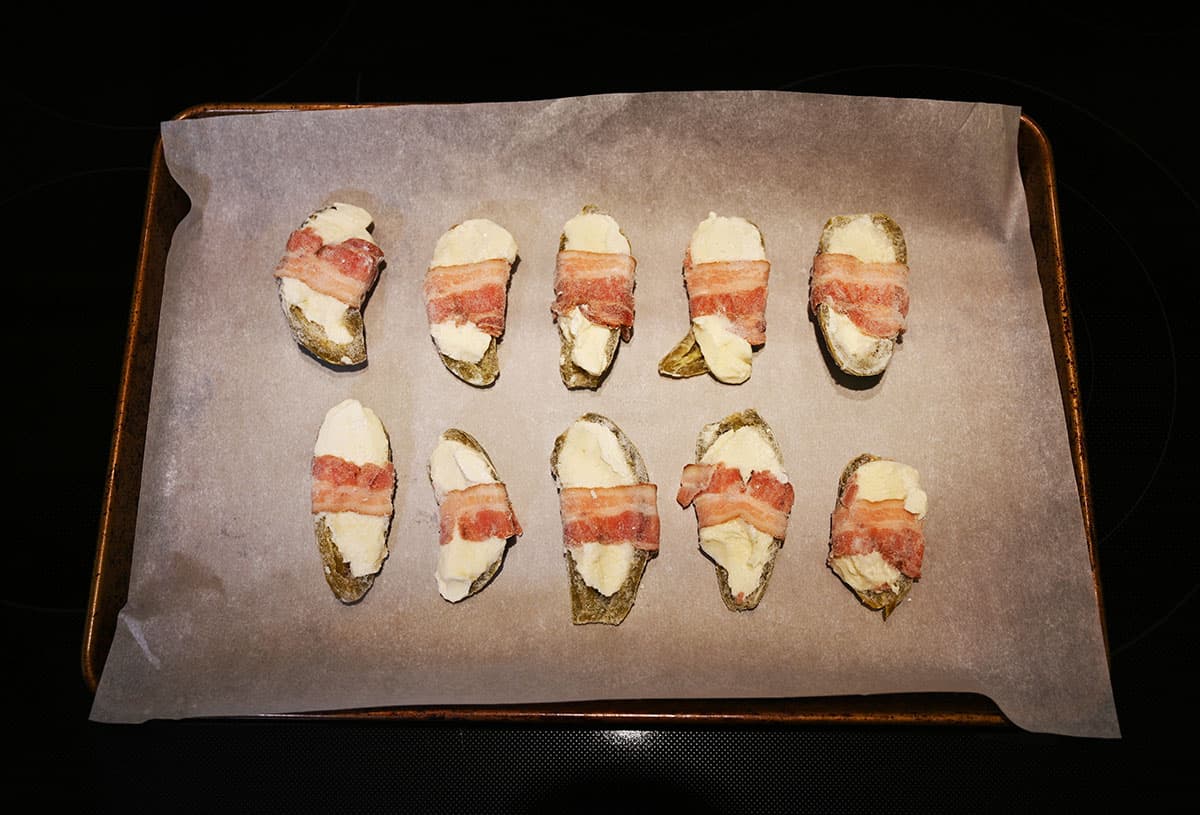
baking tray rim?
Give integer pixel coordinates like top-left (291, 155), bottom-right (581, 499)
top-left (81, 102), bottom-right (1100, 728)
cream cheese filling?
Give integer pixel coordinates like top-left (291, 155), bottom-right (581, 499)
top-left (699, 519), bottom-right (775, 599)
top-left (691, 315), bottom-right (752, 384)
top-left (430, 320), bottom-right (492, 363)
top-left (279, 277), bottom-right (355, 346)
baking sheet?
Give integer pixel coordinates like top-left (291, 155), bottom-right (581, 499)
top-left (88, 91), bottom-right (1118, 737)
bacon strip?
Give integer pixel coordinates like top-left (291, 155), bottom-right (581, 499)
top-left (275, 227), bottom-right (385, 309)
top-left (683, 255), bottom-right (771, 346)
top-left (423, 258), bottom-right (513, 337)
top-left (311, 454), bottom-right (395, 516)
top-left (809, 252), bottom-right (910, 338)
top-left (552, 250), bottom-right (637, 341)
top-left (829, 484), bottom-right (924, 579)
top-left (559, 484), bottom-right (660, 552)
top-left (677, 463), bottom-right (793, 540)
top-left (438, 482), bottom-right (522, 545)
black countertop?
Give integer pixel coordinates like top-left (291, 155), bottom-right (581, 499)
top-left (7, 9), bottom-right (1194, 808)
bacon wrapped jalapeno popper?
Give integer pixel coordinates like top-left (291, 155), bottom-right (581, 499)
top-left (810, 213), bottom-right (911, 377)
top-left (551, 206), bottom-right (637, 389)
top-left (677, 409), bottom-right (794, 611)
top-left (827, 454), bottom-right (928, 619)
top-left (310, 399), bottom-right (395, 603)
top-left (275, 203), bottom-right (386, 366)
top-left (423, 218), bottom-right (518, 386)
top-left (659, 213), bottom-right (770, 385)
top-left (428, 429), bottom-right (522, 603)
top-left (551, 414), bottom-right (660, 625)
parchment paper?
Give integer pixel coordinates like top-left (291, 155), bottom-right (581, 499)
top-left (89, 91), bottom-right (1119, 737)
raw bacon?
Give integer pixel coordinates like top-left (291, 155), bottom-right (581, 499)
top-left (559, 484), bottom-right (660, 552)
top-left (311, 455), bottom-right (395, 517)
top-left (552, 250), bottom-right (637, 341)
top-left (423, 258), bottom-right (513, 337)
top-left (438, 482), bottom-right (522, 545)
top-left (275, 227), bottom-right (385, 310)
top-left (683, 254), bottom-right (771, 346)
top-left (676, 463), bottom-right (794, 540)
top-left (809, 252), bottom-right (910, 339)
top-left (829, 486), bottom-right (924, 579)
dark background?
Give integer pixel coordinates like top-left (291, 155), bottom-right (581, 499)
top-left (6, 7), bottom-right (1195, 809)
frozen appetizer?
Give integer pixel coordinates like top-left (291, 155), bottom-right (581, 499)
top-left (677, 409), bottom-right (794, 611)
top-left (429, 429), bottom-right (522, 602)
top-left (827, 454), bottom-right (928, 619)
top-left (274, 202), bottom-right (386, 366)
top-left (551, 414), bottom-right (660, 625)
top-left (423, 218), bottom-right (518, 386)
top-left (551, 205), bottom-right (637, 389)
top-left (810, 213), bottom-right (910, 377)
top-left (659, 212), bottom-right (771, 384)
top-left (310, 399), bottom-right (395, 603)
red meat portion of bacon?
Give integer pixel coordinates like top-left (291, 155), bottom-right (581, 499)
top-left (558, 484), bottom-right (660, 552)
top-left (552, 250), bottom-right (637, 341)
top-left (438, 482), bottom-right (522, 545)
top-left (275, 227), bottom-right (385, 310)
top-left (809, 252), bottom-right (910, 339)
top-left (829, 487), bottom-right (924, 579)
top-left (676, 463), bottom-right (793, 540)
top-left (683, 254), bottom-right (771, 346)
top-left (423, 258), bottom-right (514, 337)
top-left (311, 455), bottom-right (395, 516)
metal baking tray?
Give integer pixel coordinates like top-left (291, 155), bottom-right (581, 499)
top-left (83, 104), bottom-right (1099, 726)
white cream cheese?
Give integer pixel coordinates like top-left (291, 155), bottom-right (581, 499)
top-left (689, 212), bottom-right (766, 263)
top-left (569, 542), bottom-right (636, 597)
top-left (829, 551), bottom-right (903, 595)
top-left (429, 434), bottom-right (508, 602)
top-left (825, 307), bottom-right (890, 361)
top-left (557, 419), bottom-right (639, 596)
top-left (322, 512), bottom-right (391, 578)
top-left (436, 535), bottom-right (507, 602)
top-left (555, 421), bottom-right (637, 489)
top-left (314, 399), bottom-right (389, 467)
top-left (699, 425), bottom-right (785, 482)
top-left (314, 399), bottom-right (391, 577)
top-left (431, 218), bottom-right (518, 267)
top-left (430, 320), bottom-right (492, 363)
top-left (429, 436), bottom-right (497, 501)
top-left (562, 210), bottom-right (630, 254)
top-left (302, 202), bottom-right (376, 246)
top-left (428, 219), bottom-right (517, 362)
top-left (559, 307), bottom-right (612, 375)
top-left (691, 315), bottom-right (752, 384)
top-left (853, 460), bottom-right (927, 518)
top-left (699, 519), bottom-right (776, 599)
top-left (697, 423), bottom-right (786, 596)
top-left (279, 278), bottom-right (355, 346)
top-left (823, 214), bottom-right (894, 263)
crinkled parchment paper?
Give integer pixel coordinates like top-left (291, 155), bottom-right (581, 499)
top-left (89, 91), bottom-right (1118, 737)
